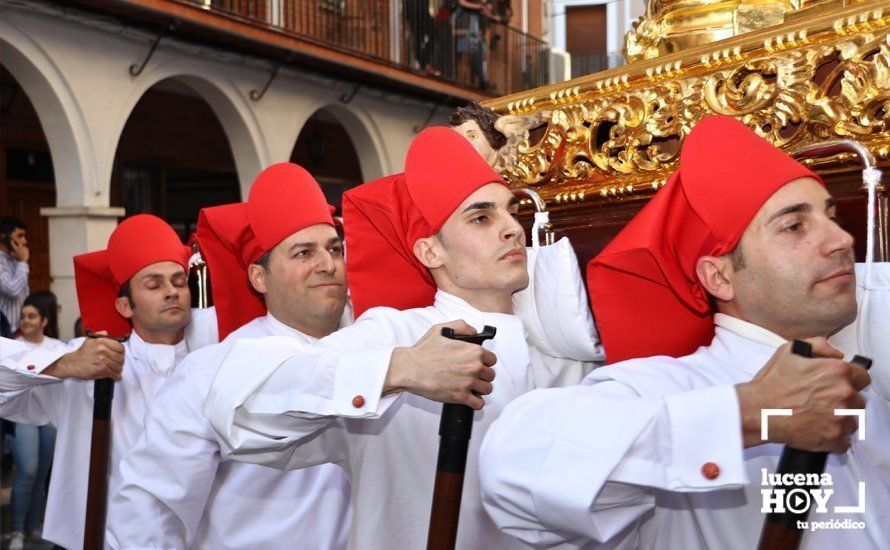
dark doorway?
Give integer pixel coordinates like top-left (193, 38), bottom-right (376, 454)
top-left (290, 108), bottom-right (364, 214)
top-left (111, 78), bottom-right (241, 242)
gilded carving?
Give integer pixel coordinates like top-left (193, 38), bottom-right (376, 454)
top-left (483, 0), bottom-right (890, 208)
top-left (623, 0), bottom-right (840, 64)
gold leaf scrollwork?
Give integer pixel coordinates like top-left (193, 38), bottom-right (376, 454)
top-left (489, 2), bottom-right (890, 203)
top-left (502, 110), bottom-right (571, 187)
top-left (705, 60), bottom-right (780, 116)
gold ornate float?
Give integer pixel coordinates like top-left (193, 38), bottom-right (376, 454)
top-left (624, 0), bottom-right (853, 62)
top-left (482, 0), bottom-right (889, 221)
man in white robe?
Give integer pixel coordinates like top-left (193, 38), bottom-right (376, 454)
top-left (478, 115), bottom-right (888, 549)
top-left (0, 214), bottom-right (217, 550)
top-left (107, 163), bottom-right (352, 549)
top-left (203, 127), bottom-right (600, 549)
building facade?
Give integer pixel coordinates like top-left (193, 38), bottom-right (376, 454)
top-left (1, 0), bottom-right (557, 339)
top-left (550, 0), bottom-right (646, 77)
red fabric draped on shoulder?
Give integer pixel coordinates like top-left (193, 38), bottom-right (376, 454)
top-left (586, 115), bottom-right (822, 364)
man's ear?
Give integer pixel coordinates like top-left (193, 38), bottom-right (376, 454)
top-left (413, 236), bottom-right (445, 270)
top-left (247, 264), bottom-right (267, 295)
top-left (696, 255), bottom-right (735, 303)
top-left (114, 296), bottom-right (135, 320)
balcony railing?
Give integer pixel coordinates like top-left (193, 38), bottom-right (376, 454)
top-left (197, 1), bottom-right (550, 95)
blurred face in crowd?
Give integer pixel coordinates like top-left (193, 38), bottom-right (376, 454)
top-left (414, 183), bottom-right (528, 314)
top-left (248, 223), bottom-right (347, 339)
top-left (1, 226), bottom-right (27, 254)
top-left (697, 177), bottom-right (857, 340)
top-left (19, 305), bottom-right (48, 343)
top-left (8, 227), bottom-right (27, 249)
top-left (115, 261), bottom-right (191, 344)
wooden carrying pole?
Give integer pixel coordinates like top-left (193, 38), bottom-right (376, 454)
top-left (83, 332), bottom-right (125, 550)
top-left (427, 325), bottom-right (496, 550)
top-left (757, 340), bottom-right (871, 550)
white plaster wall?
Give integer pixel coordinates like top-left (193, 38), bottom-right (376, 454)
top-left (0, 1), bottom-right (446, 338)
top-left (39, 208), bottom-right (124, 341)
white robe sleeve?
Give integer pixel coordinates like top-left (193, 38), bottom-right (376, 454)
top-left (528, 347), bottom-right (598, 390)
top-left (205, 315), bottom-right (402, 467)
top-left (0, 337), bottom-right (77, 426)
top-left (108, 356), bottom-right (222, 548)
top-left (478, 380), bottom-right (748, 547)
top-left (185, 307), bottom-right (219, 352)
top-left (1, 337), bottom-right (29, 362)
top-left (0, 336), bottom-right (74, 379)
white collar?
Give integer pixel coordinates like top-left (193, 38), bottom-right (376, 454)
top-left (710, 314), bottom-right (789, 377)
top-left (432, 290), bottom-right (521, 328)
top-left (127, 331), bottom-right (187, 377)
top-left (263, 312), bottom-right (317, 344)
top-left (714, 313), bottom-right (787, 348)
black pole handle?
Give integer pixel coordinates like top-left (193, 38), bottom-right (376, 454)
top-left (436, 325), bottom-right (496, 473)
top-left (440, 325), bottom-right (497, 346)
top-left (84, 330), bottom-right (127, 419)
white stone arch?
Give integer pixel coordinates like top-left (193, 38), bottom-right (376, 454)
top-left (107, 59), bottom-right (267, 200)
top-left (0, 20), bottom-right (96, 207)
top-left (295, 100), bottom-right (391, 182)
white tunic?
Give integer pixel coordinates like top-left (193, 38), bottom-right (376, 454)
top-left (478, 314), bottom-right (890, 549)
top-left (15, 335), bottom-right (69, 354)
top-left (8, 336), bottom-right (67, 427)
top-left (0, 308), bottom-right (217, 550)
top-left (107, 313), bottom-right (352, 549)
top-left (205, 290), bottom-right (595, 550)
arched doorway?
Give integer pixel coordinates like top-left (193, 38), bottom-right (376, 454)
top-left (0, 65), bottom-right (56, 292)
top-left (291, 108), bottom-right (366, 213)
top-left (111, 78), bottom-right (241, 241)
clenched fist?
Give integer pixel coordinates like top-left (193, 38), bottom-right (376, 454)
top-left (737, 337), bottom-right (870, 454)
top-left (45, 334), bottom-right (126, 381)
top-left (385, 320), bottom-right (497, 409)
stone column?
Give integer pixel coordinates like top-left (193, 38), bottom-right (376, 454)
top-left (40, 206), bottom-right (125, 341)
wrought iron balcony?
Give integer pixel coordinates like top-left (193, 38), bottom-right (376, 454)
top-left (196, 0), bottom-right (551, 96)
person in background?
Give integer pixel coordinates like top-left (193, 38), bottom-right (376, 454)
top-left (405, 0), bottom-right (433, 72)
top-left (0, 216), bottom-right (30, 332)
top-left (19, 291), bottom-right (60, 343)
top-left (428, 0), bottom-right (455, 78)
top-left (454, 1), bottom-right (485, 87)
top-left (0, 214), bottom-right (217, 550)
top-left (7, 291), bottom-right (66, 549)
